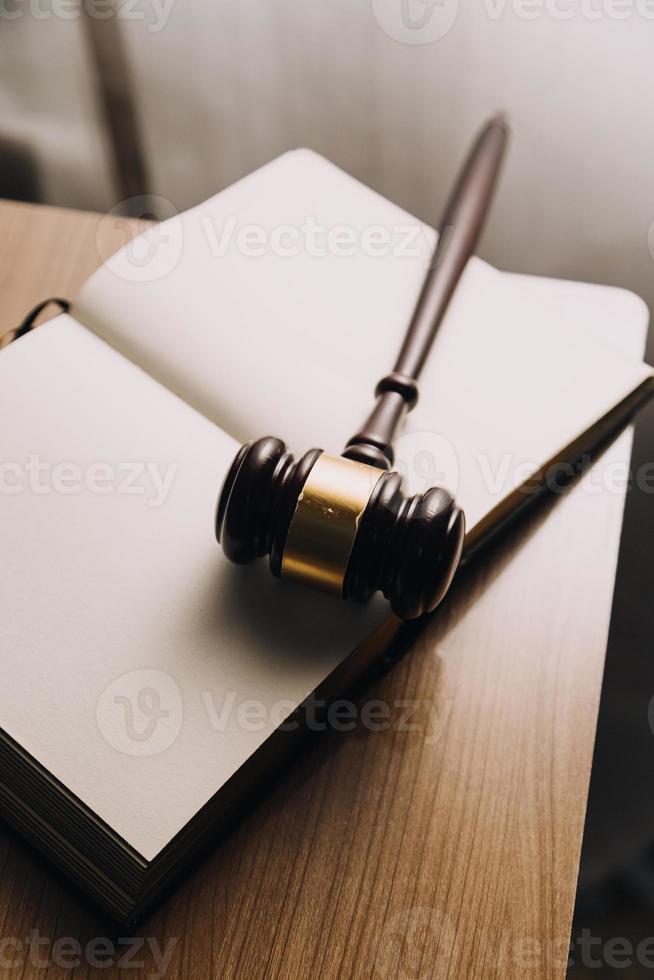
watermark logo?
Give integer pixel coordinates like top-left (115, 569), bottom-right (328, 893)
top-left (371, 0), bottom-right (459, 44)
top-left (95, 195), bottom-right (183, 283)
top-left (96, 669), bottom-right (183, 756)
top-left (374, 906), bottom-right (460, 978)
top-left (393, 429), bottom-right (460, 498)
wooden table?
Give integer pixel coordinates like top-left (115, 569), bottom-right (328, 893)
top-left (0, 199), bottom-right (633, 979)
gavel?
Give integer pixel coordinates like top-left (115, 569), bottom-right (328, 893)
top-left (216, 115), bottom-right (509, 619)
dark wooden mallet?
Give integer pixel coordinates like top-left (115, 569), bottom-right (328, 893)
top-left (216, 114), bottom-right (509, 619)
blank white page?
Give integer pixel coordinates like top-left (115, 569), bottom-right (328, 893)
top-left (75, 150), bottom-right (651, 532)
top-left (0, 317), bottom-right (386, 861)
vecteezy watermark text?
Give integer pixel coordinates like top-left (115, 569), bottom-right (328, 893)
top-left (371, 0), bottom-right (654, 47)
top-left (373, 907), bottom-right (654, 977)
top-left (0, 931), bottom-right (177, 977)
top-left (0, 0), bottom-right (175, 32)
top-left (3, 443), bottom-right (650, 511)
top-left (96, 667), bottom-right (455, 756)
top-left (0, 455), bottom-right (177, 507)
top-left (95, 200), bottom-right (434, 283)
top-left (200, 214), bottom-right (432, 261)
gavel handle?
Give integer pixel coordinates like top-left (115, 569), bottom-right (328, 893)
top-left (343, 114), bottom-right (509, 470)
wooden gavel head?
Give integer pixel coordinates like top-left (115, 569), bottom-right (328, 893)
top-left (216, 435), bottom-right (465, 620)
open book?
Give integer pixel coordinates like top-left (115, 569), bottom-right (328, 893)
top-left (0, 149), bottom-right (651, 922)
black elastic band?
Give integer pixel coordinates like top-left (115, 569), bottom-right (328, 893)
top-left (1, 297), bottom-right (70, 349)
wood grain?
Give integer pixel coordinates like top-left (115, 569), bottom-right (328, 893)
top-left (0, 199), bottom-right (632, 979)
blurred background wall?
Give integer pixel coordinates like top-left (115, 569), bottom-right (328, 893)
top-left (2, 0), bottom-right (653, 344)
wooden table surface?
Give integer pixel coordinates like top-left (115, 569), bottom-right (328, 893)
top-left (0, 199), bottom-right (633, 979)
